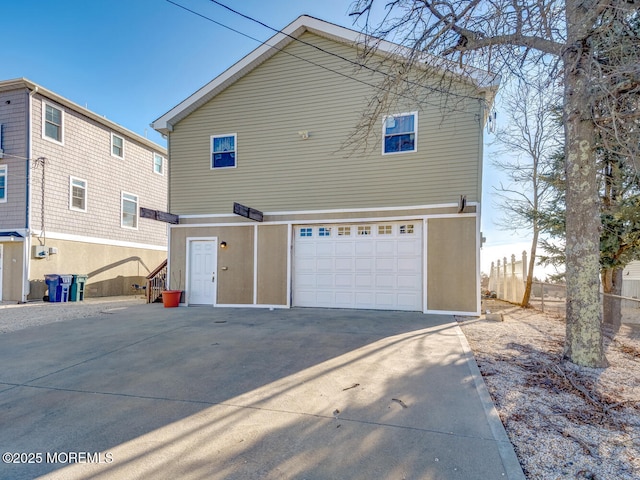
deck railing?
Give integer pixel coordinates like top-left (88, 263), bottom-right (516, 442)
top-left (146, 259), bottom-right (167, 303)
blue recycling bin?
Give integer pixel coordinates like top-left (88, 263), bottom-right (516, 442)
top-left (44, 274), bottom-right (61, 302)
top-left (58, 275), bottom-right (73, 302)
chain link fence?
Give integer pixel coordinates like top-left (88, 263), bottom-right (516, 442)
top-left (528, 281), bottom-right (640, 325)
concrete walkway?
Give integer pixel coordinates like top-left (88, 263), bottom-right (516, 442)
top-left (0, 304), bottom-right (524, 479)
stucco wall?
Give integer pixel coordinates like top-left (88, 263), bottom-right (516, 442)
top-left (170, 224), bottom-right (289, 306)
top-left (28, 238), bottom-right (166, 300)
top-left (426, 216), bottom-right (478, 313)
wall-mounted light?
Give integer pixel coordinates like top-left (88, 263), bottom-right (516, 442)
top-left (220, 241), bottom-right (227, 249)
top-left (298, 130), bottom-right (309, 140)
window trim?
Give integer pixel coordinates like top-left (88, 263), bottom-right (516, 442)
top-left (69, 176), bottom-right (87, 212)
top-left (153, 153), bottom-right (164, 175)
top-left (210, 133), bottom-right (237, 169)
top-left (0, 165), bottom-right (7, 203)
top-left (42, 101), bottom-right (64, 145)
top-left (111, 133), bottom-right (125, 159)
top-left (382, 111), bottom-right (418, 155)
top-left (121, 191), bottom-right (139, 230)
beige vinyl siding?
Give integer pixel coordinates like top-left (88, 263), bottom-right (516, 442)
top-left (169, 32), bottom-right (483, 215)
top-left (0, 88), bottom-right (29, 228)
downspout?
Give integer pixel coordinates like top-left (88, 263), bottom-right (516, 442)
top-left (23, 85), bottom-right (38, 302)
top-left (476, 97), bottom-right (485, 315)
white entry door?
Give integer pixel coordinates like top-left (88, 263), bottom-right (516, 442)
top-left (293, 222), bottom-right (423, 311)
top-left (188, 240), bottom-right (218, 305)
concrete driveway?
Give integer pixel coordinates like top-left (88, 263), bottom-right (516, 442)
top-left (0, 304), bottom-right (524, 479)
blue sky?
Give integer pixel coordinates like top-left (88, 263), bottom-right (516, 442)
top-left (4, 0), bottom-right (532, 270)
top-left (4, 0), bottom-right (353, 145)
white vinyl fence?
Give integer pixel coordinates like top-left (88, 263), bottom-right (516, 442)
top-left (487, 253), bottom-right (640, 323)
top-left (487, 251), bottom-right (527, 304)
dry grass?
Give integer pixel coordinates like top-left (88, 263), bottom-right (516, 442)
top-left (458, 299), bottom-right (640, 480)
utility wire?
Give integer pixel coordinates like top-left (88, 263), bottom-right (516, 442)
top-left (165, 0), bottom-right (483, 112)
top-left (208, 0), bottom-right (485, 103)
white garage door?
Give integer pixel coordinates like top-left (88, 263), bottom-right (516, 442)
top-left (293, 222), bottom-right (423, 311)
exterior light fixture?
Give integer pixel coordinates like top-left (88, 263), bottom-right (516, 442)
top-left (220, 241), bottom-right (227, 249)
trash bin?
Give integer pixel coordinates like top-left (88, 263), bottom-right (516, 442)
top-left (58, 275), bottom-right (73, 302)
top-left (70, 274), bottom-right (88, 301)
top-left (44, 274), bottom-right (61, 302)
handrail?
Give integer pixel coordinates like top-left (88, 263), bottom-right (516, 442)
top-left (146, 259), bottom-right (167, 303)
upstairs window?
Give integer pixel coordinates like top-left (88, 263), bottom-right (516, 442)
top-left (211, 134), bottom-right (236, 169)
top-left (0, 165), bottom-right (6, 202)
top-left (69, 177), bottom-right (87, 212)
top-left (383, 112), bottom-right (417, 154)
top-left (153, 153), bottom-right (164, 175)
top-left (43, 102), bottom-right (64, 144)
top-left (121, 192), bottom-right (138, 229)
top-left (112, 133), bottom-right (124, 158)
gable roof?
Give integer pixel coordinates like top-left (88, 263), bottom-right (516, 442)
top-left (0, 78), bottom-right (166, 154)
top-left (152, 15), bottom-right (499, 135)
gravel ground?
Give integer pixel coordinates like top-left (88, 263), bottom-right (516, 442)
top-left (459, 299), bottom-right (640, 480)
top-left (0, 296), bottom-right (146, 334)
top-left (3, 296), bottom-right (638, 478)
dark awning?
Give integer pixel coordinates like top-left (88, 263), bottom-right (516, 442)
top-left (0, 231), bottom-right (24, 238)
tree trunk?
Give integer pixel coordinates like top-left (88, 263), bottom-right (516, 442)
top-left (521, 229), bottom-right (539, 308)
top-left (602, 267), bottom-right (623, 331)
top-left (562, 7), bottom-right (607, 367)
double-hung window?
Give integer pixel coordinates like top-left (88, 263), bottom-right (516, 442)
top-left (153, 153), bottom-right (164, 175)
top-left (121, 192), bottom-right (138, 229)
top-left (43, 102), bottom-right (64, 144)
top-left (69, 177), bottom-right (87, 212)
top-left (112, 133), bottom-right (124, 158)
top-left (211, 134), bottom-right (237, 169)
top-left (0, 165), bottom-right (6, 202)
top-left (383, 112), bottom-right (417, 154)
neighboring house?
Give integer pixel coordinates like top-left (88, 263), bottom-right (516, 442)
top-left (623, 261), bottom-right (640, 301)
top-left (0, 78), bottom-right (168, 302)
top-left (152, 16), bottom-right (498, 315)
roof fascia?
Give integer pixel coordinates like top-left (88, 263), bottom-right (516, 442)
top-left (0, 77), bottom-right (166, 154)
top-left (151, 15), bottom-right (500, 134)
top-left (152, 16), bottom-right (319, 134)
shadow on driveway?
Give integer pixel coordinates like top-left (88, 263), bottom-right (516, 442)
top-left (0, 305), bottom-right (523, 479)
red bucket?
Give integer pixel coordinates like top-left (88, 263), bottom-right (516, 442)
top-left (162, 290), bottom-right (182, 308)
